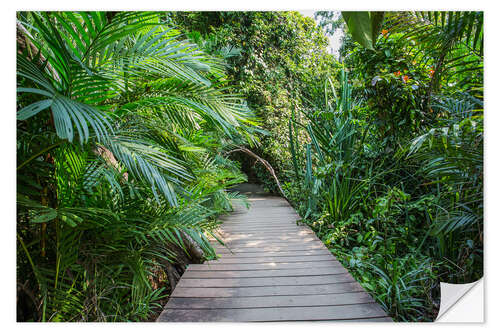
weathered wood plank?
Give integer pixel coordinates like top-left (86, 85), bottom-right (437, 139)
top-left (215, 232), bottom-right (314, 239)
top-left (212, 238), bottom-right (319, 246)
top-left (220, 208), bottom-right (298, 214)
top-left (220, 216), bottom-right (298, 221)
top-left (211, 239), bottom-right (322, 249)
top-left (165, 292), bottom-right (374, 309)
top-left (176, 273), bottom-right (355, 288)
top-left (182, 266), bottom-right (348, 279)
top-left (222, 212), bottom-right (299, 217)
top-left (213, 243), bottom-right (327, 253)
top-left (209, 233), bottom-right (316, 242)
top-left (218, 229), bottom-right (313, 236)
top-left (188, 260), bottom-right (342, 271)
top-left (215, 238), bottom-right (319, 245)
top-left (223, 207), bottom-right (296, 211)
top-left (213, 249), bottom-right (333, 258)
top-left (157, 303), bottom-right (387, 322)
top-left (220, 219), bottom-right (302, 224)
top-left (170, 282), bottom-right (366, 298)
top-left (219, 226), bottom-right (306, 232)
top-left (216, 232), bottom-right (312, 239)
top-left (218, 221), bottom-right (300, 227)
top-left (205, 254), bottom-right (336, 264)
top-left (221, 217), bottom-right (300, 222)
top-left (217, 224), bottom-right (301, 230)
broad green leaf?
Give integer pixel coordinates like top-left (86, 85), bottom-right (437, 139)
top-left (342, 11), bottom-right (385, 50)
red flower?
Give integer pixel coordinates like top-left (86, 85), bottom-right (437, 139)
top-left (402, 75), bottom-right (409, 83)
top-left (381, 29), bottom-right (389, 37)
top-left (394, 71), bottom-right (401, 77)
top-left (429, 69), bottom-right (435, 77)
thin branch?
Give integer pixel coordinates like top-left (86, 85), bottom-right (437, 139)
top-left (225, 147), bottom-right (286, 198)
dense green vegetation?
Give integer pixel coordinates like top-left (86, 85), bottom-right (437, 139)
top-left (171, 12), bottom-right (340, 189)
top-left (287, 11), bottom-right (483, 321)
top-left (17, 11), bottom-right (483, 322)
top-left (16, 12), bottom-right (258, 321)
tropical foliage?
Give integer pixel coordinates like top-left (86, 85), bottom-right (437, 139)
top-left (284, 11), bottom-right (483, 321)
top-left (170, 12), bottom-right (340, 190)
top-left (16, 11), bottom-right (258, 321)
top-left (17, 10), bottom-right (483, 323)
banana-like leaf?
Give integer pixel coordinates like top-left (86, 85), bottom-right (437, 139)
top-left (342, 11), bottom-right (385, 50)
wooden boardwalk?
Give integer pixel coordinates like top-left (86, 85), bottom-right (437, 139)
top-left (157, 188), bottom-right (391, 322)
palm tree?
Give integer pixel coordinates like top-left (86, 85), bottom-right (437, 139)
top-left (17, 11), bottom-right (257, 321)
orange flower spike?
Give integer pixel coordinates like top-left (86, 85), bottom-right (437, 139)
top-left (429, 69), bottom-right (435, 77)
top-left (394, 70), bottom-right (401, 77)
top-left (402, 75), bottom-right (409, 83)
top-left (381, 29), bottom-right (389, 37)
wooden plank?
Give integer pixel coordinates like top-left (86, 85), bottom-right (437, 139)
top-left (211, 233), bottom-right (316, 242)
top-left (223, 207), bottom-right (296, 212)
top-left (223, 215), bottom-right (299, 219)
top-left (221, 206), bottom-right (298, 214)
top-left (165, 292), bottom-right (374, 309)
top-left (221, 215), bottom-right (300, 221)
top-left (213, 237), bottom-right (318, 244)
top-left (211, 238), bottom-right (319, 245)
top-left (219, 224), bottom-right (307, 233)
top-left (217, 229), bottom-right (307, 234)
top-left (182, 266), bottom-right (348, 279)
top-left (247, 198), bottom-right (288, 202)
top-left (217, 232), bottom-right (311, 238)
top-left (217, 232), bottom-right (312, 238)
top-left (220, 216), bottom-right (299, 221)
top-left (176, 273), bottom-right (355, 288)
top-left (216, 230), bottom-right (314, 238)
top-left (171, 282), bottom-right (366, 298)
top-left (218, 224), bottom-right (300, 229)
top-left (224, 210), bottom-right (298, 214)
top-left (213, 243), bottom-right (327, 253)
top-left (218, 229), bottom-right (304, 234)
top-left (221, 217), bottom-right (300, 222)
top-left (218, 221), bottom-right (299, 226)
top-left (221, 208), bottom-right (297, 214)
top-left (211, 239), bottom-right (322, 249)
top-left (220, 223), bottom-right (299, 228)
top-left (222, 217), bottom-right (300, 222)
top-left (205, 254), bottom-right (335, 264)
top-left (188, 260), bottom-right (342, 271)
top-left (213, 249), bottom-right (332, 258)
top-left (157, 303), bottom-right (387, 322)
top-left (219, 228), bottom-right (312, 234)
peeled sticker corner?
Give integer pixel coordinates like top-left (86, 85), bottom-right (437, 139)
top-left (435, 277), bottom-right (484, 322)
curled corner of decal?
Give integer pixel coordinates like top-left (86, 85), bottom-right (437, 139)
top-left (435, 277), bottom-right (484, 322)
